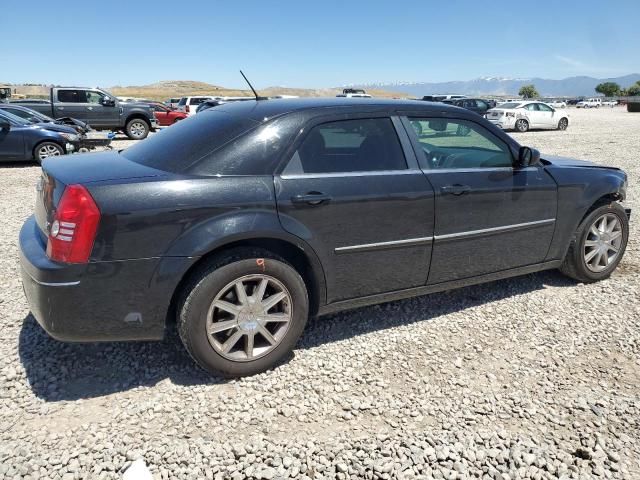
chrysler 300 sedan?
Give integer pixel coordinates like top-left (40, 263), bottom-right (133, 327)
top-left (20, 98), bottom-right (630, 376)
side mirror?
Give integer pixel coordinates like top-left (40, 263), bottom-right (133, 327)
top-left (102, 97), bottom-right (116, 107)
top-left (0, 119), bottom-right (10, 130)
top-left (518, 146), bottom-right (541, 167)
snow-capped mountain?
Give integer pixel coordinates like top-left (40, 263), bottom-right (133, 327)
top-left (353, 74), bottom-right (640, 97)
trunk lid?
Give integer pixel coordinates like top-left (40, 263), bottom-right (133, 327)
top-left (35, 151), bottom-right (168, 236)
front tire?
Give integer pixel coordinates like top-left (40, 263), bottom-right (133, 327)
top-left (34, 142), bottom-right (64, 163)
top-left (559, 202), bottom-right (629, 283)
top-left (178, 248), bottom-right (309, 377)
top-left (515, 118), bottom-right (529, 132)
top-left (557, 117), bottom-right (569, 130)
top-left (125, 118), bottom-right (150, 140)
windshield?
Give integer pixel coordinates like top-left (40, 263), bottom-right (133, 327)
top-left (0, 109), bottom-right (32, 126)
top-left (122, 110), bottom-right (258, 173)
top-left (497, 102), bottom-right (523, 109)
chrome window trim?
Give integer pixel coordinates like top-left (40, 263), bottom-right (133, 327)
top-left (434, 218), bottom-right (556, 241)
top-left (280, 169), bottom-right (423, 180)
top-left (33, 279), bottom-right (80, 287)
top-left (335, 236), bottom-right (434, 254)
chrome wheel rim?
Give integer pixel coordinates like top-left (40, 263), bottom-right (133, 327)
top-left (38, 144), bottom-right (61, 159)
top-left (584, 213), bottom-right (623, 272)
top-left (206, 274), bottom-right (292, 362)
top-left (129, 121), bottom-right (146, 138)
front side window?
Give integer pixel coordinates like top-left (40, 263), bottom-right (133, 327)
top-left (408, 118), bottom-right (513, 170)
top-left (537, 103), bottom-right (553, 112)
top-left (283, 118), bottom-right (407, 175)
top-left (85, 91), bottom-right (106, 104)
top-left (57, 90), bottom-right (86, 103)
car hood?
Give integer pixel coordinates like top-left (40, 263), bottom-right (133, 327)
top-left (34, 122), bottom-right (78, 134)
top-left (42, 150), bottom-right (169, 185)
top-left (542, 154), bottom-right (620, 170)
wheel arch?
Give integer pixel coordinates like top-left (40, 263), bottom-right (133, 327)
top-left (124, 113), bottom-right (151, 127)
top-left (165, 235), bottom-right (327, 324)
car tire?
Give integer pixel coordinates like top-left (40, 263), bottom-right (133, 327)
top-left (177, 248), bottom-right (309, 377)
top-left (34, 142), bottom-right (64, 163)
top-left (557, 118), bottom-right (569, 130)
top-left (559, 202), bottom-right (629, 283)
top-left (125, 118), bottom-right (150, 140)
top-left (173, 117), bottom-right (183, 124)
top-left (515, 118), bottom-right (529, 132)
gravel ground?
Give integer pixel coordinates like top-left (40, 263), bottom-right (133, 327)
top-left (1, 107), bottom-right (638, 479)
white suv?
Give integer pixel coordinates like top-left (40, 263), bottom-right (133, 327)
top-left (177, 96), bottom-right (215, 116)
top-left (576, 98), bottom-right (602, 108)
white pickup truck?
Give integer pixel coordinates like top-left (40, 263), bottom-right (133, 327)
top-left (576, 98), bottom-right (602, 108)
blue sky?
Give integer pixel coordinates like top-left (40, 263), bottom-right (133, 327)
top-left (4, 0), bottom-right (639, 88)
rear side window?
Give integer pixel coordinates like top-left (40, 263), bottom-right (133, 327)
top-left (122, 111), bottom-right (258, 173)
top-left (283, 118), bottom-right (407, 175)
top-left (57, 90), bottom-right (86, 103)
top-left (189, 97), bottom-right (209, 105)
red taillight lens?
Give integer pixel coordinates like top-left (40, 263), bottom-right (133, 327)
top-left (46, 185), bottom-right (101, 264)
top-left (185, 105), bottom-right (190, 113)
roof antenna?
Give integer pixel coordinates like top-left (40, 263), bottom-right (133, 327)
top-left (240, 70), bottom-right (267, 101)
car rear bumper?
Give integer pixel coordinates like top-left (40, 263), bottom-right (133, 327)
top-left (19, 215), bottom-right (169, 342)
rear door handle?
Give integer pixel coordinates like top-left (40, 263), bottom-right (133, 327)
top-left (291, 192), bottom-right (332, 206)
top-left (441, 184), bottom-right (471, 196)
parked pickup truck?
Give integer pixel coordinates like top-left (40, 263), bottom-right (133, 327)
top-left (18, 87), bottom-right (159, 139)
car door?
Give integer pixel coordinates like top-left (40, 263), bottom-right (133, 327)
top-left (83, 90), bottom-right (120, 127)
top-left (275, 114), bottom-right (436, 303)
top-left (523, 103), bottom-right (543, 127)
top-left (404, 115), bottom-right (557, 284)
top-left (0, 118), bottom-right (26, 160)
top-left (535, 102), bottom-right (556, 128)
top-left (53, 89), bottom-right (90, 121)
top-left (153, 104), bottom-right (169, 126)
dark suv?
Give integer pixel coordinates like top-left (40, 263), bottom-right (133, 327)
top-left (444, 98), bottom-right (495, 115)
top-left (20, 99), bottom-right (630, 376)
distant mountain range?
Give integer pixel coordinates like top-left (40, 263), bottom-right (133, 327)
top-left (356, 74), bottom-right (640, 97)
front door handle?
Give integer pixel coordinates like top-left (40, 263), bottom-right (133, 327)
top-left (291, 192), bottom-right (331, 206)
top-left (441, 184), bottom-right (471, 196)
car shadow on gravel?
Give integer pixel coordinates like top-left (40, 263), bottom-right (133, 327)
top-left (19, 269), bottom-right (576, 401)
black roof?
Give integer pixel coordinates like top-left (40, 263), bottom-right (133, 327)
top-left (212, 97), bottom-right (464, 121)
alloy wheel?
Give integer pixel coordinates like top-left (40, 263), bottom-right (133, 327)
top-left (206, 274), bottom-right (292, 361)
top-left (558, 118), bottom-right (568, 130)
top-left (516, 119), bottom-right (528, 132)
top-left (583, 213), bottom-right (623, 272)
top-left (129, 121), bottom-right (147, 138)
top-left (38, 144), bottom-right (62, 159)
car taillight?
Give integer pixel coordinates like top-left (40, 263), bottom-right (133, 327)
top-left (506, 112), bottom-right (515, 117)
top-left (185, 105), bottom-right (190, 113)
top-left (46, 185), bottom-right (101, 264)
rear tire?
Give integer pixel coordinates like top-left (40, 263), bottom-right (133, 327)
top-left (34, 142), bottom-right (64, 163)
top-left (177, 248), bottom-right (309, 377)
top-left (125, 118), bottom-right (150, 140)
top-left (515, 118), bottom-right (529, 132)
top-left (559, 202), bottom-right (628, 283)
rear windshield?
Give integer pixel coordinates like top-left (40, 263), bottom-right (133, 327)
top-left (122, 110), bottom-right (258, 173)
top-left (177, 97), bottom-right (187, 106)
top-left (497, 102), bottom-right (522, 109)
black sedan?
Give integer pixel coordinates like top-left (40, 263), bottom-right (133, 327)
top-left (20, 98), bottom-right (630, 376)
top-left (443, 98), bottom-right (495, 115)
